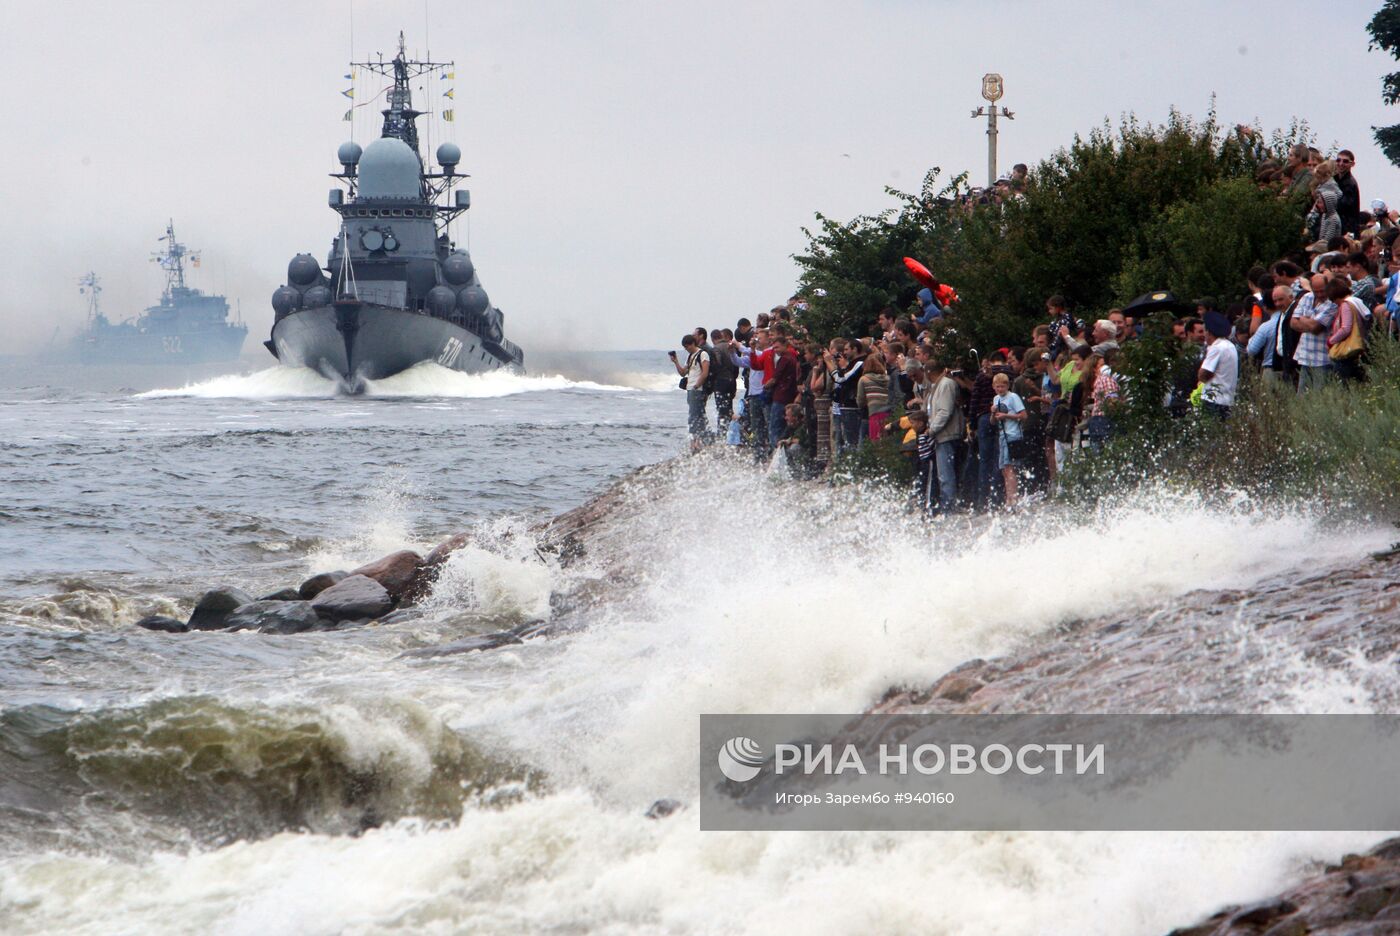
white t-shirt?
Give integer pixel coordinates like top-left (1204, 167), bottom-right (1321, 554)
top-left (1200, 337), bottom-right (1239, 407)
top-left (686, 348), bottom-right (710, 387)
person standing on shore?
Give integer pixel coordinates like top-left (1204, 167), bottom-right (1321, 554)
top-left (1290, 278), bottom-right (1339, 392)
top-left (829, 344), bottom-right (865, 452)
top-left (856, 353), bottom-right (892, 440)
top-left (735, 328), bottom-right (772, 458)
top-left (1335, 150), bottom-right (1361, 237)
top-left (670, 335), bottom-right (711, 451)
top-left (990, 373), bottom-right (1027, 509)
top-left (766, 335), bottom-right (800, 448)
top-left (709, 328), bottom-right (738, 438)
top-left (1248, 284), bottom-right (1291, 383)
top-left (924, 357), bottom-right (965, 512)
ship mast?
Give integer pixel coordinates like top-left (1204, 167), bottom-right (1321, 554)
top-left (152, 219), bottom-right (192, 297)
top-left (78, 272), bottom-right (102, 325)
top-left (351, 31), bottom-right (452, 156)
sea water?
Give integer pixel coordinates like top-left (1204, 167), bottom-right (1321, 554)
top-left (0, 354), bottom-right (1394, 935)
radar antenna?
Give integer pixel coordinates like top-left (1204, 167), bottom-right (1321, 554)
top-left (351, 30), bottom-right (452, 155)
top-left (151, 219), bottom-right (196, 298)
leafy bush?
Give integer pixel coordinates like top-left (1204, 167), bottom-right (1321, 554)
top-left (1059, 338), bottom-right (1400, 521)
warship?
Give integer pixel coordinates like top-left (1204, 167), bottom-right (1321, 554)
top-left (70, 223), bottom-right (246, 365)
top-left (266, 34), bottom-right (524, 390)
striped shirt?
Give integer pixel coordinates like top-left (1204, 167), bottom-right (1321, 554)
top-left (1291, 292), bottom-right (1337, 368)
top-left (917, 430), bottom-right (935, 462)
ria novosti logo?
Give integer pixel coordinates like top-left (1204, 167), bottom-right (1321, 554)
top-left (717, 737), bottom-right (765, 782)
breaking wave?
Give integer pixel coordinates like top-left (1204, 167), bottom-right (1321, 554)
top-left (5, 458), bottom-right (1397, 935)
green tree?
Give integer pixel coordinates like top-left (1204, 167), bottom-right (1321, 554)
top-left (1113, 177), bottom-right (1307, 304)
top-left (1368, 0), bottom-right (1400, 165)
top-left (794, 110), bottom-right (1307, 357)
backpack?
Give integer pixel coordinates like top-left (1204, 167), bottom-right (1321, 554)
top-left (702, 348), bottom-right (717, 393)
top-left (1046, 401), bottom-right (1075, 444)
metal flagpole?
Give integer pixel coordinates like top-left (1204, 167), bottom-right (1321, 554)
top-left (970, 74), bottom-right (1014, 188)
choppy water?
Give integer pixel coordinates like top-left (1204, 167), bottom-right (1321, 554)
top-left (0, 354), bottom-right (1396, 935)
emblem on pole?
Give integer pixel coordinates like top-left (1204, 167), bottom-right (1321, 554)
top-left (981, 73), bottom-right (1004, 103)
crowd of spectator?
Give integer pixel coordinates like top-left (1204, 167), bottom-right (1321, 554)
top-left (670, 147), bottom-right (1395, 513)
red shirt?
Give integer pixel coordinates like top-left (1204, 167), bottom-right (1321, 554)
top-left (749, 346), bottom-right (774, 388)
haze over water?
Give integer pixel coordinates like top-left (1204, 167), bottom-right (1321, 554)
top-left (1, 356), bottom-right (1396, 934)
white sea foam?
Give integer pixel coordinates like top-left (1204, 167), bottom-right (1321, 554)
top-left (5, 462), bottom-right (1396, 935)
top-left (134, 362), bottom-right (673, 400)
top-left (363, 361), bottom-right (673, 397)
top-left (134, 367), bottom-right (339, 399)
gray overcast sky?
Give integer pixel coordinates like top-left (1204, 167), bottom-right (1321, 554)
top-left (2, 0), bottom-right (1398, 355)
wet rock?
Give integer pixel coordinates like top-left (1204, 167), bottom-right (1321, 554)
top-left (934, 674), bottom-right (985, 703)
top-left (350, 550), bottom-right (422, 600)
top-left (135, 614), bottom-right (188, 633)
top-left (402, 631), bottom-right (523, 659)
top-left (223, 600), bottom-right (322, 634)
top-left (425, 532), bottom-right (471, 567)
top-left (1230, 899), bottom-right (1296, 926)
top-left (401, 536), bottom-right (471, 605)
top-left (310, 574), bottom-right (392, 622)
top-left (188, 587), bottom-right (254, 631)
top-left (297, 571), bottom-right (346, 600)
top-left (645, 798), bottom-right (684, 820)
top-left (1166, 837), bottom-right (1400, 934)
top-left (259, 587), bottom-right (302, 602)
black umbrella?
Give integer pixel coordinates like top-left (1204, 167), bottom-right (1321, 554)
top-left (1122, 290), bottom-right (1184, 317)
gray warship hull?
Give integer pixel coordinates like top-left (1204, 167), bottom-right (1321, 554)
top-left (77, 324), bottom-right (247, 365)
top-left (269, 302), bottom-right (514, 386)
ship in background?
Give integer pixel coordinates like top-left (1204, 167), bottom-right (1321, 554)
top-left (70, 222), bottom-right (247, 365)
top-left (266, 33), bottom-right (524, 391)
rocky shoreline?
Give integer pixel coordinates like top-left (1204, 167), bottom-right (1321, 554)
top-left (133, 459), bottom-right (672, 642)
top-left (131, 459), bottom-right (1400, 932)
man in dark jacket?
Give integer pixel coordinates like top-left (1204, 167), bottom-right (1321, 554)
top-left (1336, 150), bottom-right (1361, 237)
top-left (766, 336), bottom-right (800, 448)
top-left (709, 328), bottom-right (739, 437)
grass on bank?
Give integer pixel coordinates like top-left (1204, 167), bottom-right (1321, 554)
top-left (1059, 334), bottom-right (1400, 521)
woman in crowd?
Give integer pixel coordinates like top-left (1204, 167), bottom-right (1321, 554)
top-left (1084, 352), bottom-right (1119, 450)
top-left (856, 353), bottom-right (892, 440)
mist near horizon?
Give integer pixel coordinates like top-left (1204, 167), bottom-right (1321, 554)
top-left (3, 0), bottom-right (1400, 358)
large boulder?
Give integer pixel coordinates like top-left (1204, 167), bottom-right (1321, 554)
top-left (188, 588), bottom-right (255, 631)
top-left (136, 614), bottom-right (188, 633)
top-left (310, 575), bottom-right (392, 622)
top-left (259, 587), bottom-right (302, 602)
top-left (350, 550), bottom-right (422, 600)
top-left (223, 600), bottom-right (322, 635)
top-left (297, 571), bottom-right (346, 600)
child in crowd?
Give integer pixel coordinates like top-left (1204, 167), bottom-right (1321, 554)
top-left (990, 372), bottom-right (1027, 508)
